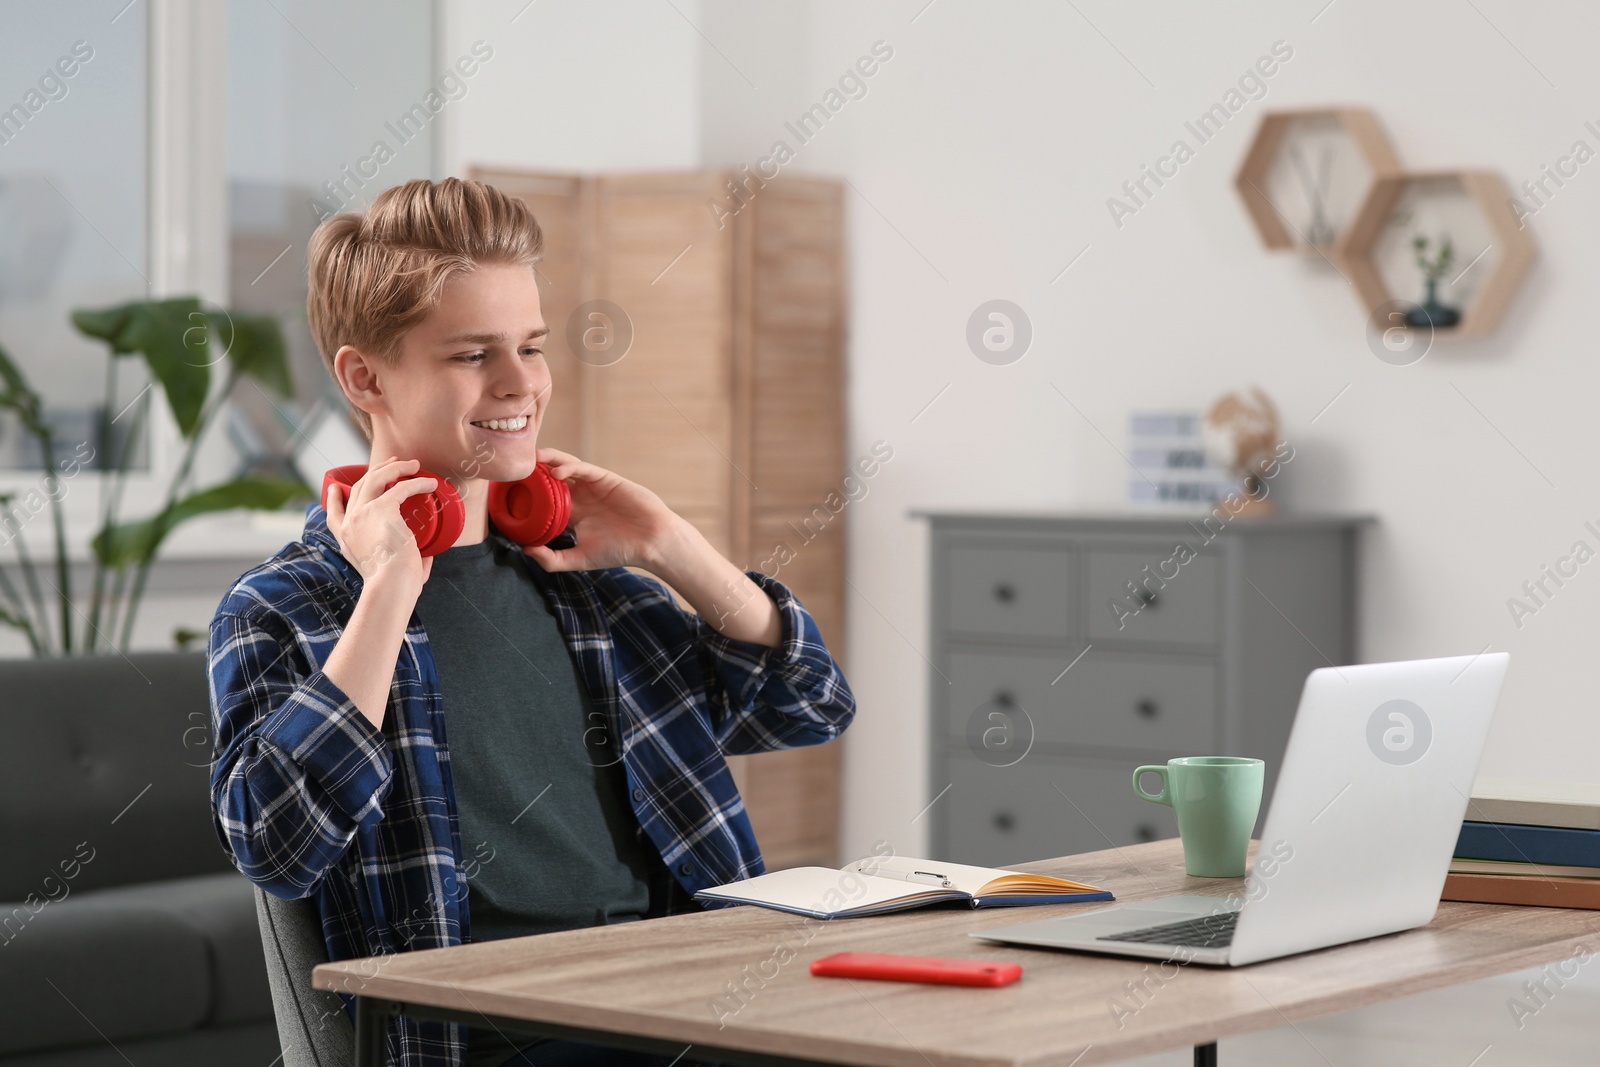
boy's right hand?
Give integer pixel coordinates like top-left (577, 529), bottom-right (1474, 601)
top-left (324, 456), bottom-right (437, 596)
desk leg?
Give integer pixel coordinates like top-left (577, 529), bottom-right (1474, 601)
top-left (356, 995), bottom-right (391, 1067)
top-left (1194, 1042), bottom-right (1217, 1066)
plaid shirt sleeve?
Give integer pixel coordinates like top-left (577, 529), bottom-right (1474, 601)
top-left (208, 604), bottom-right (396, 900)
top-left (632, 568), bottom-right (856, 755)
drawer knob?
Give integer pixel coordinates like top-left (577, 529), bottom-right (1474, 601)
top-left (1135, 823), bottom-right (1159, 843)
top-left (993, 811), bottom-right (1016, 832)
top-left (1136, 698), bottom-right (1159, 719)
top-left (993, 582), bottom-right (1016, 603)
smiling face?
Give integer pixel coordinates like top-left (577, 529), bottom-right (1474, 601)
top-left (350, 262), bottom-right (551, 497)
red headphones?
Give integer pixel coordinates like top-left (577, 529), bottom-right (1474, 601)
top-left (320, 462), bottom-right (573, 557)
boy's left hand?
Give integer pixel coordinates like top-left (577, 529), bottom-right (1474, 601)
top-left (522, 447), bottom-right (688, 573)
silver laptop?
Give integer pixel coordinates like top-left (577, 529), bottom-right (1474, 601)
top-left (971, 652), bottom-right (1510, 966)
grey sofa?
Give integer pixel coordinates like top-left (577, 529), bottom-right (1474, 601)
top-left (0, 651), bottom-right (281, 1066)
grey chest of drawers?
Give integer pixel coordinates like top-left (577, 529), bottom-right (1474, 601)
top-left (911, 510), bottom-right (1373, 869)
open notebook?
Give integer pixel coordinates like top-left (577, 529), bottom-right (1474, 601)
top-left (692, 854), bottom-right (1113, 919)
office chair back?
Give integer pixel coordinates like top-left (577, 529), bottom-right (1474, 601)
top-left (252, 884), bottom-right (356, 1067)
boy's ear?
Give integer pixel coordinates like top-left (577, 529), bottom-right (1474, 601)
top-left (335, 343), bottom-right (387, 420)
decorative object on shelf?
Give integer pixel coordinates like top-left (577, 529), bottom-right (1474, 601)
top-left (1335, 171), bottom-right (1533, 339)
top-left (0, 298), bottom-right (310, 657)
top-left (1288, 142), bottom-right (1337, 249)
top-left (1235, 107), bottom-right (1402, 253)
top-left (1393, 212), bottom-right (1462, 328)
top-left (1127, 412), bottom-right (1241, 510)
top-left (1201, 386), bottom-right (1282, 518)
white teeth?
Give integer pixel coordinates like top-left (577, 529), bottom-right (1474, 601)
top-left (472, 416), bottom-right (527, 431)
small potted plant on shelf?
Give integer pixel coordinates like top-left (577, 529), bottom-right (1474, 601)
top-left (1391, 209), bottom-right (1462, 329)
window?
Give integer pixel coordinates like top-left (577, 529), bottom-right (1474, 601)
top-left (0, 2), bottom-right (150, 478)
top-left (225, 0), bottom-right (439, 486)
top-left (0, 0), bottom-right (441, 560)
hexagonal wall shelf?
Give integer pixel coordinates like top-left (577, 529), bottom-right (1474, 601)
top-left (1235, 107), bottom-right (1403, 252)
top-left (1332, 170), bottom-right (1535, 339)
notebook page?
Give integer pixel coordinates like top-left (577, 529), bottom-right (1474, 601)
top-left (852, 855), bottom-right (1094, 895)
top-left (846, 855), bottom-right (1007, 894)
top-left (698, 866), bottom-right (948, 914)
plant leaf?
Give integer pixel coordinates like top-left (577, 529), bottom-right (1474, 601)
top-left (70, 302), bottom-right (142, 352)
top-left (0, 603), bottom-right (36, 644)
top-left (0, 340), bottom-right (43, 430)
top-left (208, 311), bottom-right (293, 397)
top-left (91, 475), bottom-right (313, 568)
top-left (72, 297), bottom-right (211, 437)
top-left (127, 299), bottom-right (212, 438)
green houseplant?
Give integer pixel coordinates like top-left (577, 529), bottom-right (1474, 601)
top-left (1390, 208), bottom-right (1462, 330)
top-left (0, 296), bottom-right (313, 657)
top-left (1402, 232), bottom-right (1461, 329)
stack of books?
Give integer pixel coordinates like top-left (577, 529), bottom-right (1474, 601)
top-left (1445, 777), bottom-right (1600, 909)
top-left (1126, 412), bottom-right (1241, 509)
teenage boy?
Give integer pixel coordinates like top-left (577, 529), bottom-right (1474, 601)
top-left (208, 177), bottom-right (856, 1067)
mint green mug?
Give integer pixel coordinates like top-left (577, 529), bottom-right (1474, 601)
top-left (1133, 756), bottom-right (1264, 877)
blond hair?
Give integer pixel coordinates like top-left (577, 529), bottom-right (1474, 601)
top-left (305, 177), bottom-right (545, 443)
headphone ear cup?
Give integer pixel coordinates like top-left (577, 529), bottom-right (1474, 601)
top-left (320, 463), bottom-right (464, 557)
top-left (488, 462), bottom-right (572, 547)
top-left (400, 469), bottom-right (464, 556)
top-left (320, 464), bottom-right (367, 512)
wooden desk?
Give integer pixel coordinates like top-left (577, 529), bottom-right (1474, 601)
top-left (312, 840), bottom-right (1600, 1066)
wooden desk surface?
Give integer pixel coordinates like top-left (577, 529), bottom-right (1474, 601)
top-left (312, 840), bottom-right (1600, 1066)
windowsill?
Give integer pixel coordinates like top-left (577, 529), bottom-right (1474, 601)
top-left (161, 508), bottom-right (311, 560)
top-left (0, 508), bottom-right (312, 567)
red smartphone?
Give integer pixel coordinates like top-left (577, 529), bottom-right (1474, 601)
top-left (809, 952), bottom-right (1022, 987)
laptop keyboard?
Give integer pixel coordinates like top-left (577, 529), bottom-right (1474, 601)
top-left (1097, 910), bottom-right (1239, 949)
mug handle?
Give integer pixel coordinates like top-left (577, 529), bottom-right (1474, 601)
top-left (1132, 765), bottom-right (1171, 806)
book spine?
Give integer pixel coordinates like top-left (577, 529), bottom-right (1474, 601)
top-left (1455, 821), bottom-right (1600, 868)
top-left (1449, 859), bottom-right (1600, 880)
top-left (1467, 798), bottom-right (1600, 831)
top-left (1442, 872), bottom-right (1600, 910)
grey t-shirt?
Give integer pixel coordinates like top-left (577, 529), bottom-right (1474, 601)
top-left (413, 534), bottom-right (654, 1066)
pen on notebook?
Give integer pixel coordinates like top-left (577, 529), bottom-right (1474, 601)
top-left (862, 867), bottom-right (954, 888)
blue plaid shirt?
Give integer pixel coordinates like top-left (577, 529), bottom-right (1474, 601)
top-left (208, 502), bottom-right (854, 1066)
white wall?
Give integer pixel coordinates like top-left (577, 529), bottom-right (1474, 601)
top-left (444, 0), bottom-right (1600, 862)
top-left (440, 0), bottom-right (703, 175)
